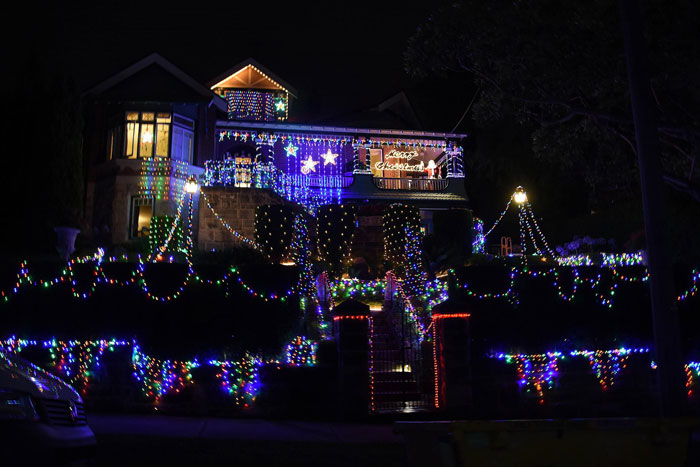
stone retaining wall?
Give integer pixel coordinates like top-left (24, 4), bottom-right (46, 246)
top-left (197, 186), bottom-right (294, 251)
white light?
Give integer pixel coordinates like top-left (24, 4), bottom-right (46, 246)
top-left (185, 176), bottom-right (198, 194)
top-left (427, 160), bottom-right (436, 170)
top-left (513, 186), bottom-right (528, 204)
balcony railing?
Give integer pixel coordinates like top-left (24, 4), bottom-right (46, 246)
top-left (373, 177), bottom-right (448, 192)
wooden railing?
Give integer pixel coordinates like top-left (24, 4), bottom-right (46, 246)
top-left (373, 177), bottom-right (448, 192)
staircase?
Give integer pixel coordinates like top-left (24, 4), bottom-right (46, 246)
top-left (371, 307), bottom-right (431, 413)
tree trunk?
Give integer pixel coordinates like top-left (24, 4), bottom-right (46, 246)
top-left (618, 0), bottom-right (686, 416)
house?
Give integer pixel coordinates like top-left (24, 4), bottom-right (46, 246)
top-left (82, 53), bottom-right (470, 259)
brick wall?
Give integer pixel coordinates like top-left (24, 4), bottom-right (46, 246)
top-left (197, 186), bottom-right (294, 251)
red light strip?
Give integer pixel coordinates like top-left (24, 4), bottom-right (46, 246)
top-left (432, 313), bottom-right (471, 320)
top-left (431, 313), bottom-right (470, 408)
top-left (433, 323), bottom-right (439, 408)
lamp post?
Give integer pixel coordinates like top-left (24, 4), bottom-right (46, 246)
top-left (513, 186), bottom-right (528, 204)
top-left (184, 176), bottom-right (198, 195)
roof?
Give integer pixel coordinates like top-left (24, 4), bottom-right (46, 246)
top-left (313, 91), bottom-right (423, 131)
top-left (82, 53), bottom-right (227, 112)
top-left (216, 120), bottom-right (467, 141)
top-left (208, 58), bottom-right (298, 98)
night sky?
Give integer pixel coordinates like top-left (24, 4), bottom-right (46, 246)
top-left (9, 2), bottom-right (469, 130)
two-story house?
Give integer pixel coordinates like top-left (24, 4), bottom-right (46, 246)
top-left (82, 53), bottom-right (469, 257)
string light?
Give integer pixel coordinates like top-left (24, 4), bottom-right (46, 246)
top-left (685, 362), bottom-right (700, 397)
top-left (199, 189), bottom-right (259, 249)
top-left (570, 348), bottom-right (650, 390)
top-left (1, 337), bottom-right (297, 410)
top-left (317, 205), bottom-right (357, 274)
top-left (472, 217), bottom-right (485, 254)
top-left (678, 269), bottom-right (699, 301)
top-left (225, 89), bottom-right (287, 122)
top-left (602, 252), bottom-right (645, 267)
top-left (493, 347), bottom-right (653, 402)
top-left (495, 351), bottom-right (562, 404)
top-left (557, 255), bottom-right (594, 267)
top-left (431, 312), bottom-right (471, 408)
top-left (403, 223), bottom-right (426, 297)
top-left (285, 336), bottom-right (318, 366)
top-left (254, 205), bottom-right (296, 263)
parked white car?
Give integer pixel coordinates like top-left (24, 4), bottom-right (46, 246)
top-left (0, 350), bottom-right (96, 464)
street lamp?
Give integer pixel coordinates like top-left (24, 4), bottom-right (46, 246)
top-left (513, 186), bottom-right (528, 204)
top-left (185, 176), bottom-right (198, 194)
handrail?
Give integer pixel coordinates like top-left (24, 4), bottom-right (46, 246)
top-left (373, 177), bottom-right (448, 192)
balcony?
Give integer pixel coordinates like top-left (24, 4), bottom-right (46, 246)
top-left (373, 177), bottom-right (448, 192)
top-left (202, 160), bottom-right (468, 208)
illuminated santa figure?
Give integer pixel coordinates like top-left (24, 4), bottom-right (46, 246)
top-left (425, 159), bottom-right (437, 179)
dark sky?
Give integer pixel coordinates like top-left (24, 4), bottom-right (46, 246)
top-left (8, 1), bottom-right (471, 130)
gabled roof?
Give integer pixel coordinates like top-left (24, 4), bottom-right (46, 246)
top-left (372, 91), bottom-right (422, 130)
top-left (83, 53), bottom-right (227, 112)
top-left (208, 58), bottom-right (298, 98)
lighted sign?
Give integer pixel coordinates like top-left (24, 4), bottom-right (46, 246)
top-left (374, 150), bottom-right (425, 172)
top-left (300, 155), bottom-right (319, 174)
top-left (321, 149), bottom-right (339, 166)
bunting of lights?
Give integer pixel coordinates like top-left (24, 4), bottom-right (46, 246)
top-left (493, 347), bottom-right (653, 402)
top-left (0, 338), bottom-right (294, 410)
top-left (450, 265), bottom-right (681, 309)
top-left (45, 339), bottom-right (128, 394)
top-left (570, 348), bottom-right (650, 390)
top-left (496, 352), bottom-right (561, 404)
top-left (210, 355), bottom-right (263, 408)
top-left (132, 343), bottom-right (199, 407)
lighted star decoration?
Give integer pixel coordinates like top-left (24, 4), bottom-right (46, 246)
top-left (300, 155), bottom-right (319, 174)
top-left (285, 144), bottom-right (298, 158)
top-left (321, 149), bottom-right (339, 166)
top-left (275, 99), bottom-right (286, 111)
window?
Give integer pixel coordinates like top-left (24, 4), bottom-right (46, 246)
top-left (118, 111), bottom-right (172, 160)
top-left (130, 196), bottom-right (153, 238)
top-left (171, 115), bottom-right (194, 164)
top-left (155, 113), bottom-right (171, 157)
top-left (172, 126), bottom-right (194, 163)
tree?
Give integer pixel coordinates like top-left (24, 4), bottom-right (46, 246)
top-left (6, 48), bottom-right (84, 258)
top-left (405, 0), bottom-right (700, 204)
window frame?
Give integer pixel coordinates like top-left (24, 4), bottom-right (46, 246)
top-left (130, 195), bottom-right (154, 239)
top-left (114, 111), bottom-right (174, 160)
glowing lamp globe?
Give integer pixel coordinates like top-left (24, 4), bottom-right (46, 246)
top-left (513, 187), bottom-right (528, 204)
top-left (185, 176), bottom-right (198, 194)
